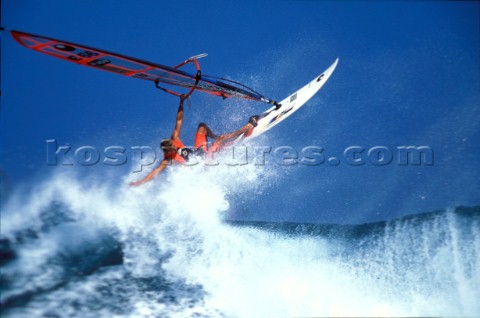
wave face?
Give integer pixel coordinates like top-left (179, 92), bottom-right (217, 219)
top-left (1, 165), bottom-right (479, 317)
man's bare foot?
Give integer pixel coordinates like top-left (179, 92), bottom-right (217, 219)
top-left (248, 115), bottom-right (259, 127)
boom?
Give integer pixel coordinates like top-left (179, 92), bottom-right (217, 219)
top-left (10, 30), bottom-right (279, 105)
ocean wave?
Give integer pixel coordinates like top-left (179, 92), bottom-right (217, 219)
top-left (1, 168), bottom-right (479, 317)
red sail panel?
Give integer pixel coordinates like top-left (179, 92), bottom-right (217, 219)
top-left (11, 30), bottom-right (266, 102)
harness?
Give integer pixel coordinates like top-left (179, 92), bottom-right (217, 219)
top-left (177, 147), bottom-right (205, 163)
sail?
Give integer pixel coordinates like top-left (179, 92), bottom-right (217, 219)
top-left (11, 30), bottom-right (274, 103)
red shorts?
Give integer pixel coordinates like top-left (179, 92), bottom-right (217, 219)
top-left (194, 132), bottom-right (221, 153)
top-left (194, 132), bottom-right (208, 152)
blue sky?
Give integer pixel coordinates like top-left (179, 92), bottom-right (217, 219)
top-left (1, 1), bottom-right (479, 223)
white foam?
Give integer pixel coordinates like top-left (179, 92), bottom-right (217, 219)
top-left (2, 163), bottom-right (479, 317)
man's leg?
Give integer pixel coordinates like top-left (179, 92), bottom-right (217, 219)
top-left (197, 122), bottom-right (217, 139)
top-left (211, 116), bottom-right (258, 150)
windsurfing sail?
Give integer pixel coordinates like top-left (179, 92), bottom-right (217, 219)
top-left (10, 30), bottom-right (279, 105)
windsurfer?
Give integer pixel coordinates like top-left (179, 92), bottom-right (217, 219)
top-left (129, 96), bottom-right (258, 187)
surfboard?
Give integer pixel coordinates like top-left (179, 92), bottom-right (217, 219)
top-left (241, 58), bottom-right (339, 140)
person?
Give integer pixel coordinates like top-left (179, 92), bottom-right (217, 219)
top-left (129, 96), bottom-right (259, 186)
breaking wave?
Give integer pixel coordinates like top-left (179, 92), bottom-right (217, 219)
top-left (1, 163), bottom-right (479, 317)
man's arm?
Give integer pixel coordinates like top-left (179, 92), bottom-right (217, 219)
top-left (129, 159), bottom-right (170, 187)
top-left (171, 96), bottom-right (186, 140)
